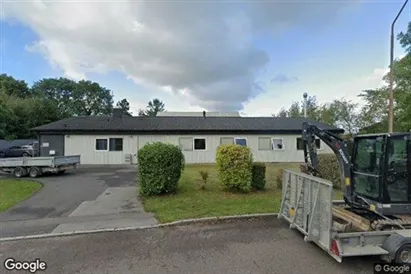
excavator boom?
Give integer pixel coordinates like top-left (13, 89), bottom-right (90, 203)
top-left (301, 122), bottom-right (354, 206)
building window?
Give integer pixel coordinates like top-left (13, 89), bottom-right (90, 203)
top-left (194, 138), bottom-right (206, 150)
top-left (109, 138), bottom-right (123, 151)
top-left (235, 137), bottom-right (247, 146)
top-left (220, 137), bottom-right (234, 145)
top-left (258, 137), bottom-right (271, 150)
top-left (296, 138), bottom-right (321, 150)
top-left (179, 137), bottom-right (193, 151)
top-left (95, 139), bottom-right (108, 151)
top-left (272, 138), bottom-right (284, 150)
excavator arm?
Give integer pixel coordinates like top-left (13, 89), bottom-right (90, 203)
top-left (301, 122), bottom-right (355, 206)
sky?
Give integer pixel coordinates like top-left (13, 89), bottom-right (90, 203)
top-left (0, 0), bottom-right (410, 116)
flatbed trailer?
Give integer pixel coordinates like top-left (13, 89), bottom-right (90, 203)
top-left (0, 155), bottom-right (80, 178)
top-left (278, 169), bottom-right (411, 264)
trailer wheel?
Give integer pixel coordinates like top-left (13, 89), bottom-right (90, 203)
top-left (395, 244), bottom-right (411, 264)
top-left (28, 167), bottom-right (42, 178)
top-left (13, 167), bottom-right (26, 178)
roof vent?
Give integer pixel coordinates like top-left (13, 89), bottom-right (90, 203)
top-left (63, 123), bottom-right (67, 128)
top-left (112, 108), bottom-right (123, 118)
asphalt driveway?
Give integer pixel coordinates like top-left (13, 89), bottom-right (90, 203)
top-left (0, 216), bottom-right (377, 274)
top-left (0, 165), bottom-right (146, 237)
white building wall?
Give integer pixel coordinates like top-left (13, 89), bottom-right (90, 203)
top-left (65, 133), bottom-right (334, 165)
top-left (64, 134), bottom-right (138, 165)
top-left (137, 134), bottom-right (334, 164)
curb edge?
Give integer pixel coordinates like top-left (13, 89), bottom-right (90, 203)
top-left (0, 213), bottom-right (278, 242)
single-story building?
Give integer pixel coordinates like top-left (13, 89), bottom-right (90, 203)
top-left (30, 109), bottom-right (344, 165)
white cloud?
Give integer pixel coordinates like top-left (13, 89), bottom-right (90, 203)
top-left (243, 66), bottom-right (391, 117)
top-left (2, 0), bottom-right (360, 112)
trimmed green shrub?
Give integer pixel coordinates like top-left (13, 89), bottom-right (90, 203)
top-left (317, 154), bottom-right (341, 189)
top-left (198, 170), bottom-right (209, 190)
top-left (216, 144), bottom-right (253, 193)
top-left (251, 162), bottom-right (266, 190)
top-left (276, 168), bottom-right (284, 189)
top-left (138, 142), bottom-right (185, 196)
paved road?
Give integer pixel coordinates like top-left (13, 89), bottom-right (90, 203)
top-left (0, 217), bottom-right (377, 274)
top-left (0, 165), bottom-right (142, 237)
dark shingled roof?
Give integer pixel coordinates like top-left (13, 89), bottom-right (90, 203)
top-left (31, 116), bottom-right (344, 134)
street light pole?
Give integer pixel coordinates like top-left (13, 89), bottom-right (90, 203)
top-left (388, 0), bottom-right (408, 133)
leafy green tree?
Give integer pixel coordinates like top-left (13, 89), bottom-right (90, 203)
top-left (138, 98), bottom-right (165, 117)
top-left (116, 98), bottom-right (132, 116)
top-left (0, 74), bottom-right (30, 98)
top-left (328, 98), bottom-right (359, 136)
top-left (71, 80), bottom-right (114, 116)
top-left (0, 94), bottom-right (62, 139)
top-left (31, 77), bottom-right (76, 117)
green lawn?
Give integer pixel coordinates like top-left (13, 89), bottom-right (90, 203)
top-left (0, 179), bottom-right (43, 212)
top-left (142, 163), bottom-right (344, 223)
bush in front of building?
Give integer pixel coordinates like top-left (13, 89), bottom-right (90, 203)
top-left (317, 154), bottom-right (341, 189)
top-left (275, 168), bottom-right (284, 189)
top-left (138, 142), bottom-right (185, 196)
top-left (251, 162), bottom-right (266, 190)
top-left (216, 144), bottom-right (253, 193)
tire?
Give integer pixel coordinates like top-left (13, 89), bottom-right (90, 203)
top-left (28, 167), bottom-right (42, 178)
top-left (13, 167), bottom-right (26, 178)
top-left (0, 151), bottom-right (4, 158)
top-left (395, 244), bottom-right (411, 264)
top-left (22, 152), bottom-right (29, 157)
top-left (58, 170), bottom-right (66, 175)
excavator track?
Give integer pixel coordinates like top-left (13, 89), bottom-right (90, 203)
top-left (371, 216), bottom-right (411, 231)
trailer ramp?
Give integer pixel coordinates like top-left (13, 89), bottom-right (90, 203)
top-left (278, 170), bottom-right (333, 250)
top-left (278, 170), bottom-right (393, 262)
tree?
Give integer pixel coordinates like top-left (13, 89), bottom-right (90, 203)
top-left (116, 98), bottom-right (132, 116)
top-left (328, 98), bottom-right (359, 136)
top-left (32, 78), bottom-right (114, 117)
top-left (375, 21), bottom-right (411, 131)
top-left (138, 98), bottom-right (165, 117)
top-left (0, 74), bottom-right (30, 98)
top-left (272, 95), bottom-right (319, 121)
top-left (0, 93), bottom-right (61, 139)
top-left (31, 77), bottom-right (77, 117)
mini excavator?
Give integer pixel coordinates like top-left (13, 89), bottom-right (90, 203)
top-left (301, 122), bottom-right (411, 231)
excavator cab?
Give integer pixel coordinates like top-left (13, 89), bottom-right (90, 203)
top-left (351, 133), bottom-right (411, 214)
top-left (302, 122), bottom-right (411, 216)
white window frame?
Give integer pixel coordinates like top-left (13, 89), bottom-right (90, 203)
top-left (109, 138), bottom-right (123, 152)
top-left (272, 138), bottom-right (285, 150)
top-left (234, 137), bottom-right (248, 147)
top-left (193, 137), bottom-right (207, 151)
top-left (179, 137), bottom-right (193, 151)
top-left (258, 137), bottom-right (271, 151)
top-left (95, 138), bottom-right (109, 152)
top-left (220, 137), bottom-right (234, 145)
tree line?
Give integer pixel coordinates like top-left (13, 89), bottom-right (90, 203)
top-left (0, 75), bottom-right (166, 140)
top-left (273, 21), bottom-right (411, 137)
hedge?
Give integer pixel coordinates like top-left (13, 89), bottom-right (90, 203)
top-left (216, 144), bottom-right (253, 193)
top-left (138, 142), bottom-right (185, 196)
top-left (251, 162), bottom-right (266, 190)
top-left (317, 154), bottom-right (342, 189)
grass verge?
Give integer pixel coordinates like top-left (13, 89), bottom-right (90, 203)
top-left (0, 179), bottom-right (42, 212)
top-left (142, 163), bottom-right (344, 223)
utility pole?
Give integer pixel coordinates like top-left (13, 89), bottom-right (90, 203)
top-left (303, 92), bottom-right (308, 118)
top-left (388, 0), bottom-right (408, 133)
